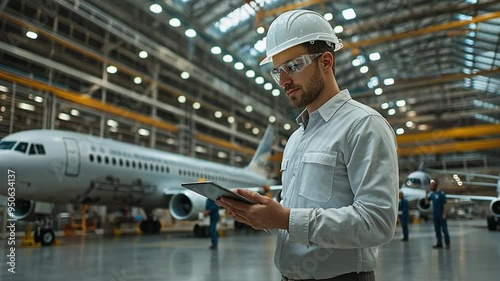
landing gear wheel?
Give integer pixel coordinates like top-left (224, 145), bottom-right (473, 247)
top-left (40, 229), bottom-right (55, 246)
top-left (486, 216), bottom-right (497, 231)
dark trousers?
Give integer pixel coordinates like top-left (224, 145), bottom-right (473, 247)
top-left (433, 216), bottom-right (450, 246)
top-left (209, 215), bottom-right (219, 246)
top-left (282, 271), bottom-right (375, 281)
top-left (400, 215), bottom-right (409, 239)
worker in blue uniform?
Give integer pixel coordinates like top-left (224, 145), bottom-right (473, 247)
top-left (426, 180), bottom-right (450, 249)
top-left (204, 199), bottom-right (220, 250)
top-left (398, 191), bottom-right (409, 241)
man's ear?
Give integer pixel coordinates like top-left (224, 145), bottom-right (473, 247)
top-left (321, 52), bottom-right (334, 70)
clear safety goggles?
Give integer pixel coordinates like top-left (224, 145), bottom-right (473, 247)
top-left (270, 53), bottom-right (323, 84)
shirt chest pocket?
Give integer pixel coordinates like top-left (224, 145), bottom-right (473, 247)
top-left (298, 152), bottom-right (336, 202)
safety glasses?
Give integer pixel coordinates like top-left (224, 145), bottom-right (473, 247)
top-left (270, 53), bottom-right (323, 84)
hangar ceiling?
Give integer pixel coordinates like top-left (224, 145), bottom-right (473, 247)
top-left (0, 0), bottom-right (499, 176)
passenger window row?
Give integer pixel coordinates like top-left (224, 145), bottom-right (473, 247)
top-left (89, 153), bottom-right (170, 173)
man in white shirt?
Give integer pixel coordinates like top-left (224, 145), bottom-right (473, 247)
top-left (217, 9), bottom-right (399, 281)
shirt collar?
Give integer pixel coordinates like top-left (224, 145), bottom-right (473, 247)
top-left (296, 89), bottom-right (352, 126)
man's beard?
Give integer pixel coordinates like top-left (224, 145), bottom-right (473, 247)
top-left (288, 65), bottom-right (324, 108)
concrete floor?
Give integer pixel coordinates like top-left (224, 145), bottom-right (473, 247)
top-left (1, 219), bottom-right (498, 281)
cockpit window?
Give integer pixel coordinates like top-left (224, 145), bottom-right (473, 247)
top-left (35, 144), bottom-right (46, 155)
top-left (405, 178), bottom-right (421, 188)
top-left (29, 144), bottom-right (37, 155)
top-left (14, 142), bottom-right (28, 153)
top-left (0, 141), bottom-right (16, 150)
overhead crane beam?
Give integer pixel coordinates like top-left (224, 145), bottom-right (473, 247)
top-left (396, 124), bottom-right (500, 144)
top-left (254, 0), bottom-right (327, 28)
top-left (397, 138), bottom-right (500, 157)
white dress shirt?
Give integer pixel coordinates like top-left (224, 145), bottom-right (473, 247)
top-left (275, 89), bottom-right (399, 280)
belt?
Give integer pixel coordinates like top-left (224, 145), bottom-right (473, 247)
top-left (282, 271), bottom-right (375, 281)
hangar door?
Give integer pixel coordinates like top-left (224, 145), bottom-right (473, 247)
top-left (63, 138), bottom-right (80, 176)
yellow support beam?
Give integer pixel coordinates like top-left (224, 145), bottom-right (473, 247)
top-left (398, 138), bottom-right (500, 157)
top-left (396, 124), bottom-right (500, 144)
top-left (195, 133), bottom-right (255, 156)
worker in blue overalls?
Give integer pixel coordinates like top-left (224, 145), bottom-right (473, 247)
top-left (426, 179), bottom-right (450, 249)
top-left (398, 191), bottom-right (409, 241)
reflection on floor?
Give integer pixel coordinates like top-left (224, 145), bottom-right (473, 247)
top-left (0, 220), bottom-right (498, 281)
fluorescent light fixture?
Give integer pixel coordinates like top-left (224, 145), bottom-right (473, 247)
top-left (252, 127), bottom-right (260, 135)
top-left (283, 123), bottom-right (291, 130)
top-left (369, 52), bottom-right (381, 61)
top-left (217, 151), bottom-right (227, 158)
top-left (264, 83), bottom-right (273, 90)
top-left (227, 116), bottom-right (235, 123)
top-left (383, 78), bottom-right (395, 85)
top-left (149, 4), bottom-right (162, 14)
top-left (396, 100), bottom-right (406, 107)
top-left (214, 111), bottom-right (222, 118)
top-left (26, 31), bottom-right (38, 39)
top-left (334, 25), bottom-right (343, 33)
top-left (211, 46), bottom-right (222, 54)
top-left (169, 18), bottom-right (181, 27)
top-left (254, 38), bottom-right (266, 53)
top-left (107, 119), bottom-right (118, 127)
top-left (180, 72), bottom-right (190, 79)
top-left (18, 102), bottom-right (35, 111)
top-left (374, 88), bottom-right (383, 95)
top-left (106, 65), bottom-right (118, 74)
top-left (195, 146), bottom-right (207, 153)
top-left (166, 138), bottom-right (176, 145)
top-left (192, 102), bottom-right (201, 109)
top-left (34, 96), bottom-right (44, 103)
top-left (342, 8), bottom-right (356, 20)
top-left (396, 128), bottom-right (404, 135)
top-left (352, 59), bottom-right (361, 67)
top-left (324, 13), bottom-right (333, 21)
top-left (223, 54), bottom-right (233, 63)
top-left (139, 51), bottom-right (148, 58)
top-left (245, 105), bottom-right (253, 112)
top-left (138, 128), bottom-right (150, 136)
top-left (388, 109), bottom-right (396, 115)
top-left (268, 116), bottom-right (276, 123)
top-left (256, 27), bottom-right (265, 34)
top-left (360, 66), bottom-right (369, 73)
top-left (245, 70), bottom-right (255, 78)
top-left (178, 96), bottom-right (186, 103)
top-left (0, 86), bottom-right (8, 92)
top-left (272, 89), bottom-right (280, 96)
top-left (70, 109), bottom-right (79, 116)
top-left (255, 76), bottom-right (264, 84)
top-left (381, 102), bottom-right (389, 110)
top-left (418, 124), bottom-right (429, 130)
top-left (244, 122), bottom-right (252, 129)
top-left (134, 77), bottom-right (142, 84)
top-left (234, 62), bottom-right (244, 70)
top-left (405, 121), bottom-right (414, 128)
top-left (185, 29), bottom-right (197, 38)
top-left (58, 113), bottom-right (70, 120)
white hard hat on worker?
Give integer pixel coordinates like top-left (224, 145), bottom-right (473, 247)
top-left (259, 9), bottom-right (343, 66)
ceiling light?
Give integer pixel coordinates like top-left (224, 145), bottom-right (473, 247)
top-left (388, 109), bottom-right (396, 115)
top-left (58, 113), bottom-right (70, 121)
top-left (223, 54), bottom-right (233, 63)
top-left (272, 89), bottom-right (280, 96)
top-left (352, 59), bottom-right (361, 67)
top-left (185, 29), bottom-right (197, 38)
top-left (418, 124), bottom-right (429, 131)
top-left (106, 65), bottom-right (117, 74)
top-left (0, 86), bottom-right (8, 92)
top-left (214, 111), bottom-right (222, 118)
top-left (149, 4), bottom-right (162, 14)
top-left (407, 111), bottom-right (416, 117)
top-left (383, 78), bottom-right (395, 85)
top-left (134, 77), bottom-right (142, 84)
top-left (169, 18), bottom-right (181, 27)
top-left (342, 8), bottom-right (356, 20)
top-left (166, 138), bottom-right (176, 145)
top-left (374, 88), bottom-right (383, 95)
top-left (178, 96), bottom-right (186, 103)
top-left (396, 100), bottom-right (406, 107)
top-left (195, 146), bottom-right (207, 153)
top-left (360, 66), bottom-right (369, 73)
top-left (18, 102), bottom-right (35, 111)
top-left (334, 25), bottom-right (343, 33)
top-left (264, 83), bottom-right (273, 90)
top-left (255, 77), bottom-right (264, 84)
top-left (192, 102), bottom-right (201, 109)
top-left (234, 62), bottom-right (244, 70)
top-left (245, 70), bottom-right (255, 78)
top-left (180, 72), bottom-right (190, 79)
top-left (324, 13), bottom-right (333, 21)
top-left (227, 116), bottom-right (235, 124)
top-left (25, 31), bottom-right (38, 39)
top-left (217, 151), bottom-right (227, 158)
top-left (245, 105), bottom-right (253, 112)
top-left (369, 52), bottom-right (381, 61)
top-left (252, 128), bottom-right (260, 135)
top-left (405, 121), bottom-right (414, 128)
top-left (34, 96), bottom-right (44, 103)
top-left (381, 102), bottom-right (389, 110)
top-left (244, 122), bottom-right (252, 129)
top-left (139, 51), bottom-right (148, 58)
top-left (284, 123), bottom-right (291, 130)
top-left (396, 128), bottom-right (405, 135)
top-left (70, 109), bottom-right (79, 116)
top-left (268, 116), bottom-right (276, 123)
top-left (107, 119), bottom-right (118, 127)
top-left (256, 26), bottom-right (265, 34)
top-left (211, 46), bottom-right (221, 54)
top-left (138, 128), bottom-right (150, 136)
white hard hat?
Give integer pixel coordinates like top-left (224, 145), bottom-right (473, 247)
top-left (260, 9), bottom-right (343, 66)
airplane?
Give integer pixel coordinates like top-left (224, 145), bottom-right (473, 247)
top-left (0, 126), bottom-right (276, 244)
top-left (401, 168), bottom-right (500, 231)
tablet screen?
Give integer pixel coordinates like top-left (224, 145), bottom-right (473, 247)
top-left (181, 181), bottom-right (255, 204)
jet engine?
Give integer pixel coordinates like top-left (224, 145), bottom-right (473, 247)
top-left (7, 199), bottom-right (54, 220)
top-left (169, 191), bottom-right (207, 220)
top-left (417, 197), bottom-right (432, 213)
top-left (490, 199), bottom-right (500, 217)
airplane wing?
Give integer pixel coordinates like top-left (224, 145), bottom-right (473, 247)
top-left (446, 194), bottom-right (497, 202)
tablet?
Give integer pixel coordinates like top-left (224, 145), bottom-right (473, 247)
top-left (181, 181), bottom-right (255, 204)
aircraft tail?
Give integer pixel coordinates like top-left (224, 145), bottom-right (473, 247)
top-left (245, 125), bottom-right (274, 177)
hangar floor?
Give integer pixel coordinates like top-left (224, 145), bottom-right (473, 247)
top-left (1, 219), bottom-right (498, 281)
